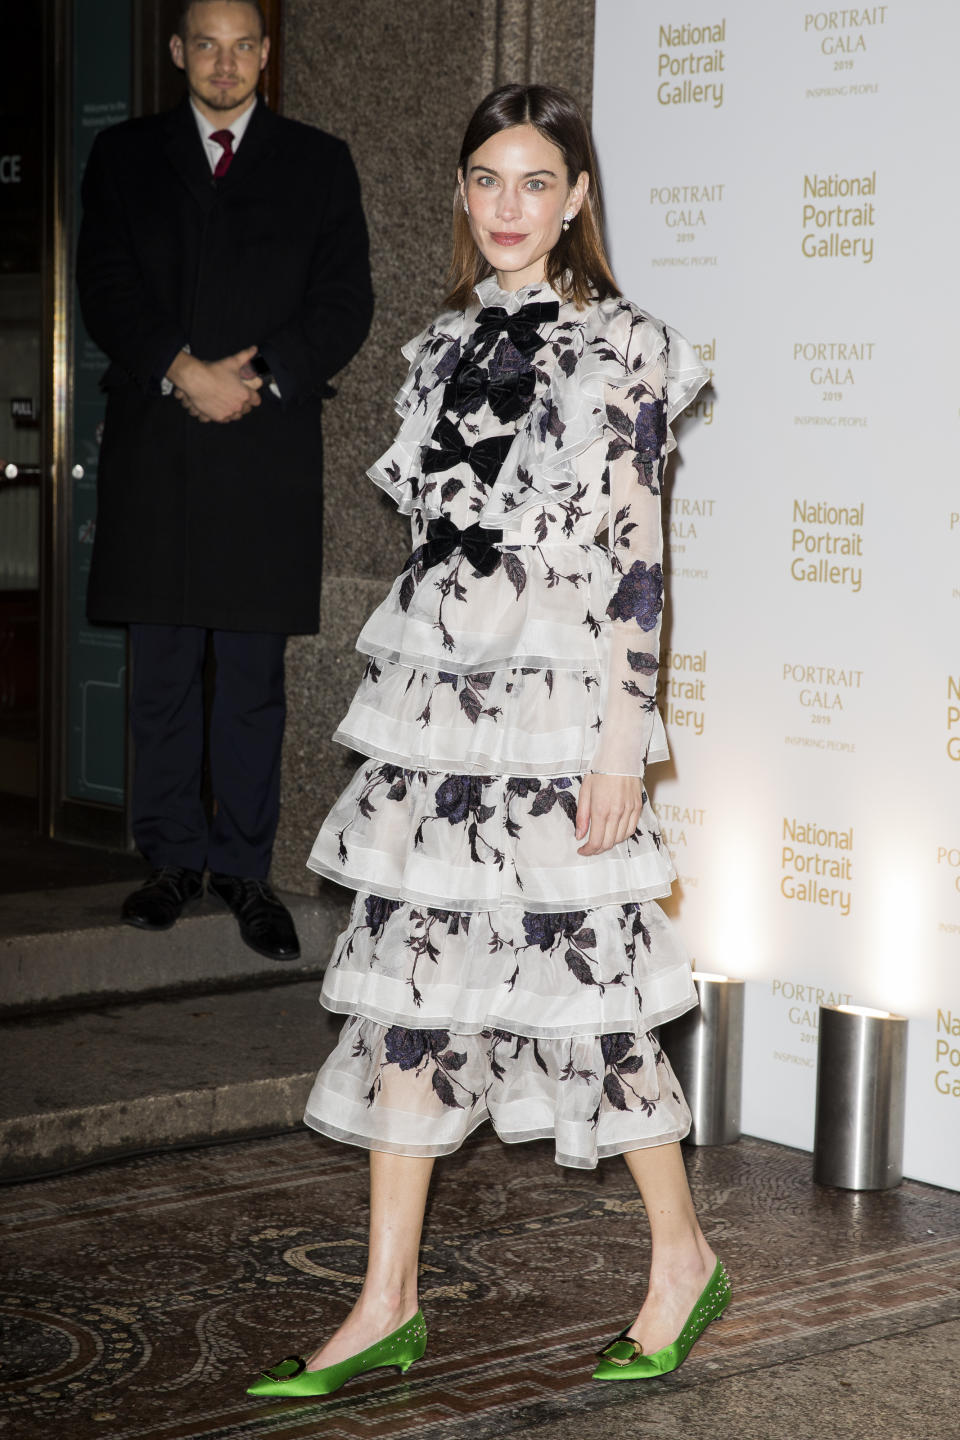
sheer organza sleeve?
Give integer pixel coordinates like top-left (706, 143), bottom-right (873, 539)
top-left (589, 352), bottom-right (669, 778)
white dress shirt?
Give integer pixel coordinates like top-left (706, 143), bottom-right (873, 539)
top-left (190, 96), bottom-right (257, 171)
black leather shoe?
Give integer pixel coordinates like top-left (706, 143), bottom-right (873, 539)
top-left (207, 874), bottom-right (301, 961)
top-left (121, 866), bottom-right (205, 931)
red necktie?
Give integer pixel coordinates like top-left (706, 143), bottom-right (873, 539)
top-left (209, 129), bottom-right (234, 178)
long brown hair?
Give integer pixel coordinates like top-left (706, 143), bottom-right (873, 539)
top-left (445, 84), bottom-right (620, 312)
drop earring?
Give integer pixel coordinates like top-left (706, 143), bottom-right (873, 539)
top-left (562, 212), bottom-right (574, 232)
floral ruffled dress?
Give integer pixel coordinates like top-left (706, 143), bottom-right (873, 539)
top-left (303, 276), bottom-right (710, 1169)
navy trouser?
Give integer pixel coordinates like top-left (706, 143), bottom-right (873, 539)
top-left (129, 624), bottom-right (287, 879)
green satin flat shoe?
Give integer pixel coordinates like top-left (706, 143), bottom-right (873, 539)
top-left (246, 1310), bottom-right (427, 1398)
top-left (592, 1258), bottom-right (731, 1381)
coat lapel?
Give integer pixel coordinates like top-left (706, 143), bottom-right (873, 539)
top-left (217, 99), bottom-right (278, 189)
top-left (162, 98), bottom-right (217, 215)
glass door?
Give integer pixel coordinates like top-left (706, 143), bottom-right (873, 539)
top-left (65, 0), bottom-right (132, 816)
top-left (0, 5), bottom-right (44, 811)
top-left (0, 0), bottom-right (132, 846)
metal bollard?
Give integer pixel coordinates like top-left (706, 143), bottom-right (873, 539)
top-left (666, 974), bottom-right (744, 1146)
top-left (813, 1005), bottom-right (908, 1191)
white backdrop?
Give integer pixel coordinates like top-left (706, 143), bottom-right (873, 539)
top-left (593, 0), bottom-right (960, 1189)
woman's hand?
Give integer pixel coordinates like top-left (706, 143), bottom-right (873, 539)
top-left (575, 773), bottom-right (644, 856)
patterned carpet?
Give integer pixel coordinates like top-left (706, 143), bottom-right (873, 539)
top-left (2, 1131), bottom-right (959, 1440)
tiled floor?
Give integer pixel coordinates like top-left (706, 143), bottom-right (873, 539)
top-left (1, 1130), bottom-right (958, 1439)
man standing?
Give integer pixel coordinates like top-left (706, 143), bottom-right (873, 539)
top-left (77, 0), bottom-right (373, 959)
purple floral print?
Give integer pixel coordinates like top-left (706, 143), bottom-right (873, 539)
top-left (606, 560), bottom-right (663, 631)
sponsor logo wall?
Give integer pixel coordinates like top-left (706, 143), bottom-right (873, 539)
top-left (593, 1), bottom-right (959, 1189)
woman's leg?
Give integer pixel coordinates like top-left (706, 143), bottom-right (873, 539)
top-left (306, 1150), bottom-right (434, 1370)
top-left (620, 1141), bottom-right (716, 1353)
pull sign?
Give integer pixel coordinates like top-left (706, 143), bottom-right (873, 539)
top-left (11, 397), bottom-right (37, 426)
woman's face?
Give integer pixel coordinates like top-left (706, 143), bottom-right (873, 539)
top-left (459, 123), bottom-right (588, 292)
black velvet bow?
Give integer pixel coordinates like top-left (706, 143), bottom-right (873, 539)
top-left (473, 300), bottom-right (560, 359)
top-left (421, 416), bottom-right (514, 487)
top-left (443, 358), bottom-right (537, 425)
top-left (405, 515), bottom-right (504, 578)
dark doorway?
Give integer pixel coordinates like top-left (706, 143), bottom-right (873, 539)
top-left (0, 4), bottom-right (44, 809)
top-left (0, 0), bottom-right (284, 881)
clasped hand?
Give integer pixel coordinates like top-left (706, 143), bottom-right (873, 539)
top-left (167, 346), bottom-right (263, 423)
top-left (575, 772), bottom-right (644, 857)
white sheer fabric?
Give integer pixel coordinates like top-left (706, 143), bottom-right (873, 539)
top-left (304, 278), bottom-right (710, 1168)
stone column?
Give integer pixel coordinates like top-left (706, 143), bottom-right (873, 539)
top-left (273, 0), bottom-right (596, 897)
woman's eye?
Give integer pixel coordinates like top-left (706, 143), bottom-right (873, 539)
top-left (527, 180), bottom-right (545, 191)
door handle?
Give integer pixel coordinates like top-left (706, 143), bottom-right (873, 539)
top-left (2, 462), bottom-right (42, 482)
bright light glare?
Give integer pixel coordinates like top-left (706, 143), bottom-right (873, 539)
top-left (833, 1004), bottom-right (905, 1020)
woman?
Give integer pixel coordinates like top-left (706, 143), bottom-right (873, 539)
top-left (248, 83), bottom-right (729, 1399)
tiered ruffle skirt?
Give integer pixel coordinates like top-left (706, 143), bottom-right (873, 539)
top-left (303, 550), bottom-right (696, 1169)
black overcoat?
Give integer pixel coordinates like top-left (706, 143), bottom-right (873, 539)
top-left (77, 98), bottom-right (373, 634)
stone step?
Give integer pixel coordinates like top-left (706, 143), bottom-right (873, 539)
top-left (0, 882), bottom-right (350, 1015)
top-left (0, 978), bottom-right (343, 1181)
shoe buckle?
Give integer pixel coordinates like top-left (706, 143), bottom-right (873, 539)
top-left (260, 1355), bottom-right (306, 1382)
top-left (598, 1334), bottom-right (644, 1366)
